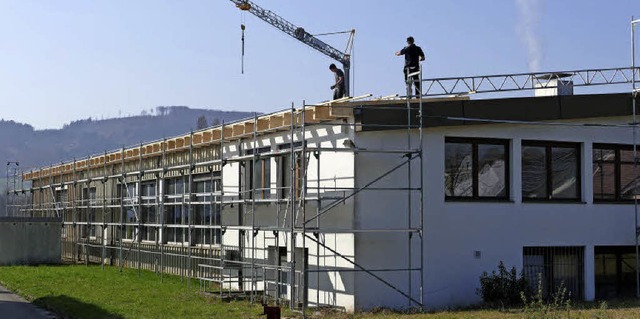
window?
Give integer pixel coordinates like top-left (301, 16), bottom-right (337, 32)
top-left (523, 246), bottom-right (584, 300)
top-left (277, 142), bottom-right (304, 199)
top-left (593, 144), bottom-right (640, 201)
top-left (120, 182), bottom-right (138, 241)
top-left (444, 137), bottom-right (509, 200)
top-left (140, 181), bottom-right (157, 242)
top-left (522, 141), bottom-right (580, 201)
top-left (192, 174), bottom-right (221, 245)
top-left (83, 187), bottom-right (98, 238)
top-left (54, 187), bottom-right (68, 209)
top-left (244, 147), bottom-right (272, 200)
top-left (594, 246), bottom-right (638, 299)
top-left (165, 177), bottom-right (187, 243)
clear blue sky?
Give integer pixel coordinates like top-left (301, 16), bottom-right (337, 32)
top-left (0, 0), bottom-right (638, 129)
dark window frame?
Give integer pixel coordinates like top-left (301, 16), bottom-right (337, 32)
top-left (277, 142), bottom-right (305, 199)
top-left (444, 137), bottom-right (511, 201)
top-left (593, 143), bottom-right (640, 203)
top-left (522, 140), bottom-right (582, 202)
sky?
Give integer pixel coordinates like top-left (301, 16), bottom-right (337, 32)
top-left (0, 0), bottom-right (638, 129)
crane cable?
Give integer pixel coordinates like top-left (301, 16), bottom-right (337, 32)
top-left (241, 23), bottom-right (245, 74)
top-left (240, 4), bottom-right (247, 74)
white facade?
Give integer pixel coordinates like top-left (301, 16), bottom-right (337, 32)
top-left (216, 111), bottom-right (639, 311)
top-left (355, 115), bottom-right (638, 309)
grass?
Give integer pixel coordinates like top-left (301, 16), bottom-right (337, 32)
top-left (0, 264), bottom-right (264, 319)
top-left (0, 264), bottom-right (640, 318)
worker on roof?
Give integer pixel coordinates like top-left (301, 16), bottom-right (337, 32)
top-left (329, 63), bottom-right (346, 100)
top-left (395, 36), bottom-right (425, 97)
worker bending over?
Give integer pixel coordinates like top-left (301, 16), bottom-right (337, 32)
top-left (395, 36), bottom-right (425, 97)
top-left (329, 63), bottom-right (346, 100)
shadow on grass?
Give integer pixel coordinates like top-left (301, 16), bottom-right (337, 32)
top-left (32, 295), bottom-right (123, 319)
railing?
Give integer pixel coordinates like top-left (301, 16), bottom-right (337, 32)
top-left (422, 67), bottom-right (640, 97)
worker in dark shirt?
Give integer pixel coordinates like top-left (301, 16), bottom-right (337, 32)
top-left (329, 63), bottom-right (345, 100)
top-left (395, 36), bottom-right (425, 97)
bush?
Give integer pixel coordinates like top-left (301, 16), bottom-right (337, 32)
top-left (477, 261), bottom-right (530, 308)
top-left (521, 274), bottom-right (572, 319)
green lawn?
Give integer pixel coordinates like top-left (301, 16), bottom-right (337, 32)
top-left (0, 264), bottom-right (264, 319)
top-left (0, 264), bottom-right (639, 319)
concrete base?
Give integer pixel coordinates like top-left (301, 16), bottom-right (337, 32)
top-left (0, 217), bottom-right (61, 265)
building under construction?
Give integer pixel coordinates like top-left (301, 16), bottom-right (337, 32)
top-left (6, 65), bottom-right (640, 310)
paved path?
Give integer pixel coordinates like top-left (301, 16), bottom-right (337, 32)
top-left (0, 285), bottom-right (55, 319)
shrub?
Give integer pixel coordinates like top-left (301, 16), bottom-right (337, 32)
top-left (521, 274), bottom-right (572, 319)
top-left (477, 261), bottom-right (529, 308)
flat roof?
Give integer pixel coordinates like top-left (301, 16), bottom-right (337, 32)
top-left (23, 92), bottom-right (637, 180)
top-left (355, 92), bottom-right (638, 131)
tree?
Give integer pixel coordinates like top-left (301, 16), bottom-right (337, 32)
top-left (196, 116), bottom-right (208, 129)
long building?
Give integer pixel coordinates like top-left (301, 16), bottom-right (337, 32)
top-left (9, 67), bottom-right (640, 310)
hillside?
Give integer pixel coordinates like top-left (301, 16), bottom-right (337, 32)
top-left (0, 106), bottom-right (254, 170)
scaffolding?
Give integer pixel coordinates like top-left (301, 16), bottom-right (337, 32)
top-left (5, 71), bottom-right (426, 312)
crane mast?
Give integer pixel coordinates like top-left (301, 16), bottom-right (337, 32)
top-left (230, 0), bottom-right (353, 97)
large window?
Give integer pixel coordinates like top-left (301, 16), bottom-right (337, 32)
top-left (444, 137), bottom-right (509, 200)
top-left (244, 146), bottom-right (272, 200)
top-left (140, 181), bottom-right (157, 242)
top-left (277, 142), bottom-right (304, 199)
top-left (522, 141), bottom-right (580, 201)
top-left (192, 174), bottom-right (221, 245)
top-left (593, 144), bottom-right (640, 201)
top-left (595, 246), bottom-right (638, 299)
top-left (120, 182), bottom-right (138, 241)
top-left (82, 187), bottom-right (98, 238)
top-left (165, 177), bottom-right (187, 244)
top-left (523, 246), bottom-right (584, 300)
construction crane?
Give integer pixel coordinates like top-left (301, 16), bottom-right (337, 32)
top-left (231, 0), bottom-right (355, 97)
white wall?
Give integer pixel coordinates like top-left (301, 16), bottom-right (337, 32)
top-left (354, 116), bottom-right (639, 310)
top-left (219, 123), bottom-right (358, 310)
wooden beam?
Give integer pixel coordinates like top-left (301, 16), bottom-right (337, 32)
top-left (269, 114), bottom-right (284, 129)
top-left (257, 118), bottom-right (269, 131)
top-left (202, 131), bottom-right (212, 143)
top-left (330, 105), bottom-right (353, 118)
top-left (304, 109), bottom-right (321, 123)
top-left (211, 128), bottom-right (221, 141)
top-left (313, 106), bottom-right (333, 121)
top-left (244, 121), bottom-right (255, 134)
top-left (223, 126), bottom-right (233, 139)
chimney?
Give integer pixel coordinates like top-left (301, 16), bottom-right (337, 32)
top-left (533, 72), bottom-right (573, 96)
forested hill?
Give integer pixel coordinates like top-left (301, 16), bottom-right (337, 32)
top-left (0, 106), bottom-right (254, 170)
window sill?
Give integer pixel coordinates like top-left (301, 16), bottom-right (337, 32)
top-left (445, 197), bottom-right (513, 203)
top-left (593, 200), bottom-right (639, 205)
top-left (193, 244), bottom-right (221, 249)
top-left (522, 199), bottom-right (586, 204)
top-left (166, 241), bottom-right (190, 246)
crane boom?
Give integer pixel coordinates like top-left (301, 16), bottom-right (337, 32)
top-left (230, 0), bottom-right (352, 96)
